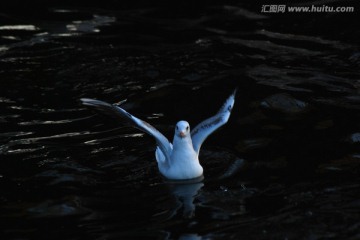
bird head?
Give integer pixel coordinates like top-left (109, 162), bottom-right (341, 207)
top-left (176, 121), bottom-right (190, 138)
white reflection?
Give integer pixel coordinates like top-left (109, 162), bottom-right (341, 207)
top-left (0, 46), bottom-right (9, 52)
top-left (165, 177), bottom-right (204, 219)
top-left (179, 234), bottom-right (203, 240)
top-left (51, 9), bottom-right (78, 13)
top-left (1, 36), bottom-right (19, 40)
top-left (0, 25), bottom-right (38, 31)
top-left (66, 15), bottom-right (116, 33)
top-left (53, 33), bottom-right (79, 37)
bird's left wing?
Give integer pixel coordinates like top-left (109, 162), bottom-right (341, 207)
top-left (81, 98), bottom-right (172, 162)
top-left (191, 89), bottom-right (236, 155)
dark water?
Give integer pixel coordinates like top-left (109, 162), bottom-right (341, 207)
top-left (1, 1), bottom-right (360, 239)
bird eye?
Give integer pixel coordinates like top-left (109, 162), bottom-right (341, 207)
top-left (176, 126), bottom-right (179, 130)
top-left (186, 126), bottom-right (189, 131)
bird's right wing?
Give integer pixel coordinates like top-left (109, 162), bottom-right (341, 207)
top-left (81, 98), bottom-right (172, 162)
top-left (190, 89), bottom-right (236, 155)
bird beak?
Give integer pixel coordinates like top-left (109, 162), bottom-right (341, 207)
top-left (179, 131), bottom-right (186, 138)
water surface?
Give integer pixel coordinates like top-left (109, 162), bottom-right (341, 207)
top-left (1, 1), bottom-right (360, 239)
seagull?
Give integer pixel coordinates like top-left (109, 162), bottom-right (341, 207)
top-left (81, 89), bottom-right (236, 180)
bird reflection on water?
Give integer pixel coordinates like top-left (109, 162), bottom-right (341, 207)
top-left (155, 157), bottom-right (245, 220)
top-left (163, 176), bottom-right (204, 219)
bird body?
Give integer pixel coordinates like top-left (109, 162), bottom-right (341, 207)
top-left (81, 89), bottom-right (236, 180)
top-left (160, 122), bottom-right (203, 179)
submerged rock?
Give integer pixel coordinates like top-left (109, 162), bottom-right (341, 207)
top-left (27, 197), bottom-right (89, 218)
top-left (346, 133), bottom-right (360, 144)
top-left (260, 93), bottom-right (308, 114)
top-left (236, 138), bottom-right (272, 152)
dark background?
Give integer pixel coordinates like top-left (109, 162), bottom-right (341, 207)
top-left (1, 1), bottom-right (359, 239)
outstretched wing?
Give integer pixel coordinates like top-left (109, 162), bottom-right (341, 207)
top-left (190, 89), bottom-right (236, 155)
top-left (81, 98), bottom-right (172, 162)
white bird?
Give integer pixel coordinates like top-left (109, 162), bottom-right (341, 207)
top-left (81, 89), bottom-right (236, 180)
